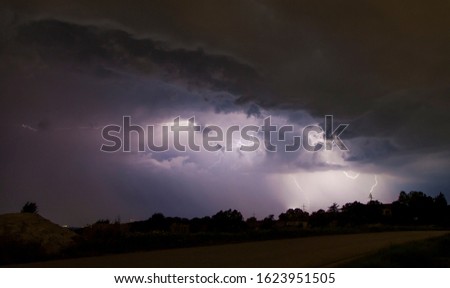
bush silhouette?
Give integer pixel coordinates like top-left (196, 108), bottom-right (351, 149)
top-left (21, 202), bottom-right (38, 214)
top-left (212, 209), bottom-right (244, 232)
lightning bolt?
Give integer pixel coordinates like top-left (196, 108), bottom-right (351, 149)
top-left (21, 124), bottom-right (38, 132)
top-left (343, 171), bottom-right (360, 180)
top-left (369, 175), bottom-right (378, 193)
top-left (290, 175), bottom-right (304, 192)
top-left (289, 174), bottom-right (310, 212)
top-left (20, 123), bottom-right (101, 132)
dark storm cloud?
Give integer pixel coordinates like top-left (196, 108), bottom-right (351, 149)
top-left (343, 138), bottom-right (399, 163)
top-left (15, 18), bottom-right (268, 102)
top-left (3, 1), bottom-right (449, 156)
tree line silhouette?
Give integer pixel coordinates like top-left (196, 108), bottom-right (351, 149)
top-left (85, 190), bottom-right (450, 237)
top-left (65, 190), bottom-right (448, 257)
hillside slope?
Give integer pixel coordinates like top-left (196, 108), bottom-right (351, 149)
top-left (0, 213), bottom-right (78, 263)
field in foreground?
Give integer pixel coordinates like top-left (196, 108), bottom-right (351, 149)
top-left (341, 232), bottom-right (450, 267)
top-left (7, 230), bottom-right (449, 268)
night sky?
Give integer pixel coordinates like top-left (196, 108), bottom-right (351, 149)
top-left (1, 1), bottom-right (449, 226)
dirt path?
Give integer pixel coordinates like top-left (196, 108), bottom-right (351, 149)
top-left (12, 231), bottom-right (449, 267)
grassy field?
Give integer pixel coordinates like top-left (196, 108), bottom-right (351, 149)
top-left (7, 230), bottom-right (448, 268)
top-left (340, 233), bottom-right (450, 267)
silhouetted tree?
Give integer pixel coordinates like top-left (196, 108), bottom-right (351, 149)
top-left (278, 208), bottom-right (309, 226)
top-left (245, 217), bottom-right (258, 230)
top-left (94, 219), bottom-right (110, 225)
top-left (327, 203), bottom-right (340, 213)
top-left (211, 209), bottom-right (244, 232)
top-left (261, 214), bottom-right (275, 230)
top-left (398, 191), bottom-right (408, 203)
top-left (393, 191), bottom-right (435, 224)
top-left (279, 208), bottom-right (309, 222)
top-left (309, 209), bottom-right (329, 227)
top-left (341, 201), bottom-right (365, 226)
top-left (433, 192), bottom-right (448, 225)
top-left (434, 192), bottom-right (447, 208)
top-left (150, 213), bottom-right (169, 231)
top-left (189, 216), bottom-right (211, 233)
top-left (408, 191), bottom-right (434, 223)
top-left (21, 202), bottom-right (38, 214)
top-left (366, 200), bottom-right (384, 223)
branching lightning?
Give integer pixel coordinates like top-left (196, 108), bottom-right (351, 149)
top-left (369, 175), bottom-right (378, 193)
top-left (342, 171), bottom-right (360, 180)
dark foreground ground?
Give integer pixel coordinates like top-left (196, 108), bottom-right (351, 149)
top-left (342, 232), bottom-right (450, 267)
top-left (6, 230), bottom-right (449, 268)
